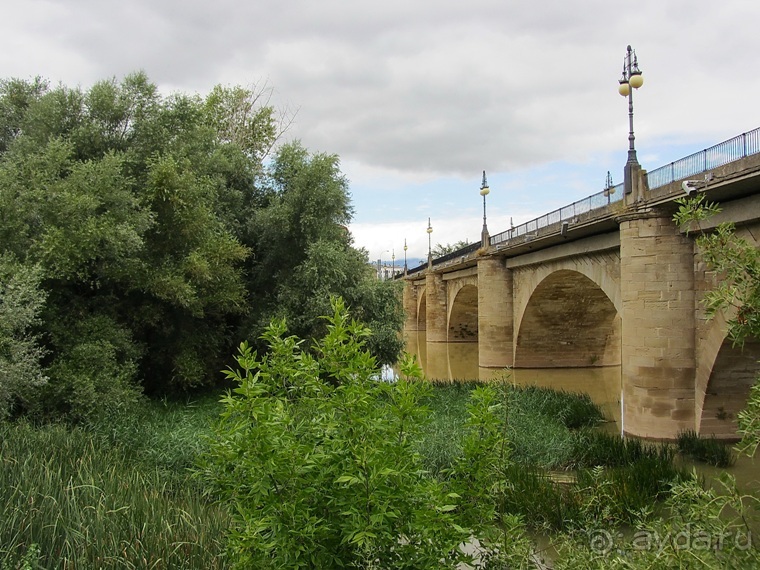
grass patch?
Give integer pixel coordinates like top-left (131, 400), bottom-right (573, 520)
top-left (420, 380), bottom-right (686, 531)
top-left (572, 429), bottom-right (676, 468)
top-left (0, 381), bottom-right (696, 565)
top-left (416, 381), bottom-right (476, 477)
top-left (418, 381), bottom-right (607, 472)
top-left (0, 396), bottom-right (229, 569)
top-left (508, 385), bottom-right (605, 430)
top-left (677, 429), bottom-right (736, 467)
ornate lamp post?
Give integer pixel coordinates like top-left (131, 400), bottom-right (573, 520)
top-left (480, 170), bottom-right (490, 246)
top-left (618, 45), bottom-right (644, 195)
top-left (426, 218), bottom-right (433, 268)
top-left (391, 249), bottom-right (395, 277)
top-left (403, 239), bottom-right (408, 275)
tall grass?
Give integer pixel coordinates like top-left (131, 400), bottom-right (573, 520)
top-left (417, 381), bottom-right (476, 477)
top-left (418, 381), bottom-right (607, 473)
top-left (508, 385), bottom-right (604, 430)
top-left (677, 429), bottom-right (736, 467)
top-left (419, 381), bottom-right (685, 531)
top-left (0, 397), bottom-right (229, 569)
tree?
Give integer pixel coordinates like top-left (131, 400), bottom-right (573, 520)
top-left (0, 255), bottom-right (47, 419)
top-left (0, 73), bottom-right (406, 420)
top-left (0, 73), bottom-right (262, 417)
top-left (242, 141), bottom-right (404, 364)
top-left (432, 240), bottom-right (471, 258)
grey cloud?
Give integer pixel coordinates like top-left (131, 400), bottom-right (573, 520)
top-left (2, 0), bottom-right (759, 179)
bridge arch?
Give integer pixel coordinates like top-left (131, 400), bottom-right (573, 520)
top-left (514, 268), bottom-right (621, 368)
top-left (416, 290), bottom-right (427, 331)
top-left (697, 311), bottom-right (760, 439)
top-left (513, 252), bottom-right (621, 333)
top-left (448, 283), bottom-right (478, 342)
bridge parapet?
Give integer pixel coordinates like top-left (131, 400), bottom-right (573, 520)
top-left (647, 128), bottom-right (760, 190)
top-left (404, 127), bottom-right (760, 283)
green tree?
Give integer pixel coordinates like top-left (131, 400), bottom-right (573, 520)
top-left (432, 240), bottom-right (471, 258)
top-left (0, 73), bottom-right (259, 417)
top-left (243, 141), bottom-right (404, 364)
top-left (0, 73), bottom-right (406, 419)
top-left (0, 255), bottom-right (47, 418)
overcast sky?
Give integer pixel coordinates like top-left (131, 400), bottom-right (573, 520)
top-left (2, 0), bottom-right (759, 261)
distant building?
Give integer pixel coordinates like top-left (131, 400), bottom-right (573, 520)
top-left (375, 259), bottom-right (402, 281)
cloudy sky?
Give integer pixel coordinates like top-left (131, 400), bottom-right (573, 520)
top-left (2, 0), bottom-right (759, 261)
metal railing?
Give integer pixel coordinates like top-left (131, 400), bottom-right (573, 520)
top-left (490, 183), bottom-right (624, 246)
top-left (647, 128), bottom-right (760, 189)
top-left (405, 127), bottom-right (760, 274)
top-left (406, 241), bottom-right (481, 276)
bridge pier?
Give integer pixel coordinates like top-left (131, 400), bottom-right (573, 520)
top-left (477, 257), bottom-right (514, 370)
top-left (402, 283), bottom-right (418, 332)
top-left (619, 210), bottom-right (696, 439)
top-left (425, 272), bottom-right (448, 342)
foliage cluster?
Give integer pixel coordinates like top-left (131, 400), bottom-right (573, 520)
top-left (431, 240), bottom-right (471, 259)
top-left (0, 254), bottom-right (46, 419)
top-left (0, 74), bottom-right (402, 422)
top-left (202, 298), bottom-right (473, 569)
top-left (202, 304), bottom-right (696, 568)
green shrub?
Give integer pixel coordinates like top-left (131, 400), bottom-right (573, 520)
top-left (201, 298), bottom-right (470, 569)
top-left (39, 314), bottom-right (142, 423)
top-left (450, 380), bottom-right (536, 568)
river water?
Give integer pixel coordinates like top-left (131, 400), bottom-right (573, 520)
top-left (405, 331), bottom-right (760, 492)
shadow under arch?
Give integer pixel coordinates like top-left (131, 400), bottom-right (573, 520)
top-left (514, 269), bottom-right (621, 368)
top-left (448, 284), bottom-right (478, 342)
top-left (699, 336), bottom-right (760, 439)
top-left (416, 290), bottom-right (427, 331)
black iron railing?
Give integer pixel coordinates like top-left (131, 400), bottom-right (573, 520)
top-left (405, 127), bottom-right (760, 274)
top-left (490, 183), bottom-right (624, 246)
top-left (646, 128), bottom-right (760, 189)
top-left (406, 241), bottom-right (481, 276)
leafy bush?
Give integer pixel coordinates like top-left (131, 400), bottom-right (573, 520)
top-left (202, 298), bottom-right (469, 569)
top-left (39, 314), bottom-right (143, 423)
top-left (554, 473), bottom-right (760, 569)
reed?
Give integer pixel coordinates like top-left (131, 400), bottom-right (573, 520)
top-left (0, 399), bottom-right (229, 569)
top-left (419, 381), bottom-right (684, 531)
top-left (676, 429), bottom-right (736, 467)
top-left (417, 381), bottom-right (476, 477)
top-left (508, 385), bottom-right (605, 429)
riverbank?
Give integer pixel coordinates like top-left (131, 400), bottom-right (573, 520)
top-left (1, 384), bottom-right (757, 568)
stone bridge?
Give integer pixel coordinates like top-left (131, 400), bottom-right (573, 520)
top-left (403, 129), bottom-right (760, 440)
